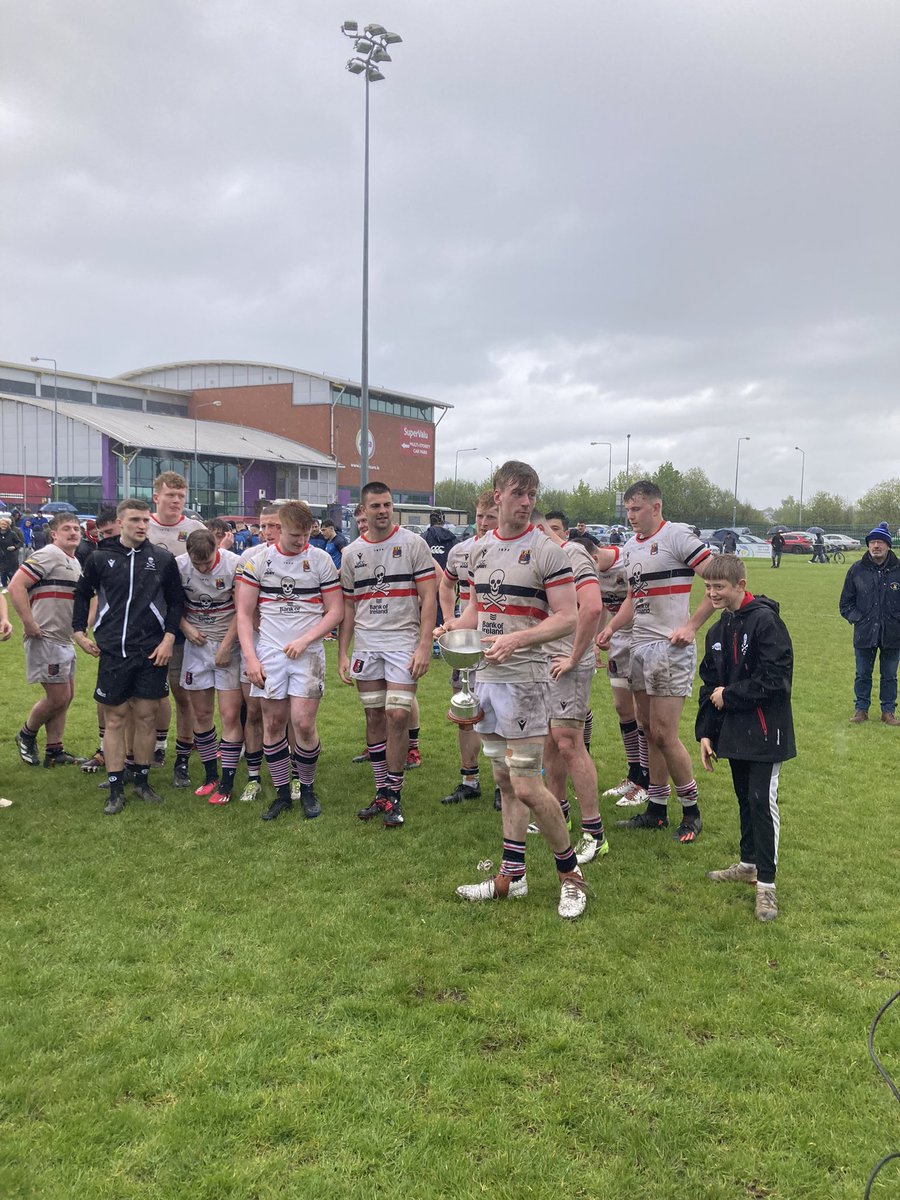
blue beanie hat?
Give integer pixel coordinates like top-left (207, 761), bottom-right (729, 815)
top-left (866, 522), bottom-right (893, 547)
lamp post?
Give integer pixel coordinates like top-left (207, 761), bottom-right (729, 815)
top-left (341, 20), bottom-right (402, 495)
top-left (794, 445), bottom-right (805, 528)
top-left (485, 456), bottom-right (494, 486)
top-left (194, 400), bottom-right (222, 512)
top-left (732, 436), bottom-right (750, 527)
top-left (625, 433), bottom-right (631, 482)
top-left (30, 356), bottom-right (58, 501)
top-left (453, 447), bottom-right (478, 508)
top-left (590, 441), bottom-right (613, 519)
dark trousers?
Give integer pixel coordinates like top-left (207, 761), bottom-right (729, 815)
top-left (728, 759), bottom-right (782, 884)
top-left (771, 548), bottom-right (782, 568)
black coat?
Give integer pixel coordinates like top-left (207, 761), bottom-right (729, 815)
top-left (838, 550), bottom-right (900, 649)
top-left (0, 525), bottom-right (24, 568)
top-left (696, 595), bottom-right (796, 762)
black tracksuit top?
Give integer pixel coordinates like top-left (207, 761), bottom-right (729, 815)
top-left (72, 536), bottom-right (185, 658)
top-left (695, 594), bottom-right (796, 762)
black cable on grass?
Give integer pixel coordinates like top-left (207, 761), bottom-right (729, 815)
top-left (864, 989), bottom-right (900, 1198)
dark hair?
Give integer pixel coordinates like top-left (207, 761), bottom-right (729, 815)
top-left (96, 506), bottom-right (119, 530)
top-left (703, 553), bottom-right (746, 585)
top-left (187, 529), bottom-right (217, 560)
top-left (321, 519), bottom-right (336, 531)
top-left (545, 510), bottom-right (569, 529)
top-left (623, 479), bottom-right (661, 504)
top-left (49, 512), bottom-right (80, 530)
top-left (494, 460), bottom-right (539, 493)
top-left (117, 498), bottom-right (151, 517)
top-left (361, 481), bottom-right (391, 502)
top-left (204, 517), bottom-right (230, 536)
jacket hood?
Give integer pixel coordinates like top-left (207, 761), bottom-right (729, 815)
top-left (734, 594), bottom-right (780, 618)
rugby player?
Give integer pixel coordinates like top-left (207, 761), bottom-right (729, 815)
top-left (178, 529), bottom-right (243, 804)
top-left (237, 501), bottom-right (343, 821)
top-left (147, 472), bottom-right (205, 785)
top-left (441, 460), bottom-right (588, 919)
top-left (10, 513), bottom-right (85, 767)
top-left (597, 480), bottom-right (714, 842)
top-left (339, 482), bottom-right (437, 829)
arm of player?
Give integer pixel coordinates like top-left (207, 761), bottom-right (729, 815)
top-left (337, 594), bottom-right (356, 685)
top-left (597, 592), bottom-right (632, 649)
top-left (7, 569), bottom-right (42, 638)
top-left (670, 557), bottom-right (716, 646)
top-left (484, 580), bottom-right (577, 665)
top-left (0, 592), bottom-right (11, 640)
top-left (410, 574), bottom-right (438, 680)
top-left (437, 584), bottom-right (479, 635)
top-left (214, 616), bottom-right (239, 666)
top-left (284, 587), bottom-right (344, 659)
top-left (180, 616), bottom-right (207, 645)
top-left (551, 581), bottom-right (603, 679)
top-left (438, 572), bottom-right (458, 630)
top-left (235, 575), bottom-right (265, 687)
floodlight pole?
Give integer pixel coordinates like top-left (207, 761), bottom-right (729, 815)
top-left (732, 436), bottom-right (750, 527)
top-left (591, 441), bottom-right (613, 518)
top-left (31, 356), bottom-right (58, 500)
top-left (193, 400), bottom-right (222, 512)
top-left (342, 20), bottom-right (402, 495)
top-left (454, 447), bottom-right (477, 508)
top-left (795, 445), bottom-right (805, 528)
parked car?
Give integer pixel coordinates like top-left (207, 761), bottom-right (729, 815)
top-left (822, 533), bottom-right (861, 551)
top-left (776, 532), bottom-right (813, 554)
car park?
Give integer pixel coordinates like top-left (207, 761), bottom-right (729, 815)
top-left (822, 534), bottom-right (860, 551)
top-left (778, 532), bottom-right (813, 554)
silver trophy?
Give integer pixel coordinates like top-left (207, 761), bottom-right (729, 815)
top-left (438, 629), bottom-right (486, 728)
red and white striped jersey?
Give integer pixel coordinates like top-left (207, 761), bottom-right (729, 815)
top-left (17, 545), bottom-right (81, 643)
top-left (148, 514), bottom-right (206, 557)
top-left (341, 525), bottom-right (435, 651)
top-left (444, 534), bottom-right (477, 604)
top-left (621, 521), bottom-right (710, 644)
top-left (238, 542), bottom-right (339, 648)
top-left (178, 548), bottom-right (241, 640)
top-left (545, 540), bottom-right (601, 664)
top-left (470, 525), bottom-right (574, 683)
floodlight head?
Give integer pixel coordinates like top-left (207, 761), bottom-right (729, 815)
top-left (371, 47), bottom-right (391, 62)
top-left (341, 20), bottom-right (358, 32)
top-left (383, 31), bottom-right (402, 44)
top-left (366, 66), bottom-right (385, 82)
top-left (346, 58), bottom-right (366, 73)
top-left (30, 355), bottom-right (39, 362)
top-left (354, 36), bottom-right (373, 53)
top-left (364, 23), bottom-right (386, 35)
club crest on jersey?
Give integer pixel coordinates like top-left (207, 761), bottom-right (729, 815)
top-left (518, 549), bottom-right (531, 565)
top-left (144, 556), bottom-right (156, 571)
top-left (302, 559), bottom-right (310, 571)
top-left (649, 543), bottom-right (659, 555)
top-left (48, 663), bottom-right (60, 677)
top-left (352, 658), bottom-right (364, 674)
top-left (178, 531), bottom-right (187, 542)
top-left (281, 578), bottom-right (296, 598)
top-left (392, 546), bottom-right (402, 558)
top-left (214, 578), bottom-right (225, 589)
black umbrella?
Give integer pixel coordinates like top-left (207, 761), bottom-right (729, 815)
top-left (40, 501), bottom-right (78, 514)
top-left (807, 526), bottom-right (825, 535)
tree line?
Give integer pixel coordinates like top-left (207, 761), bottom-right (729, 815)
top-left (435, 463), bottom-right (900, 531)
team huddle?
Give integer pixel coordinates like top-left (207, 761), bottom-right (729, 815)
top-left (3, 461), bottom-right (795, 922)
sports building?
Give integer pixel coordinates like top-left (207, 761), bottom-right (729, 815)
top-left (0, 358), bottom-right (448, 515)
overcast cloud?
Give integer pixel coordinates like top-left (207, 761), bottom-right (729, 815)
top-left (1, 0), bottom-right (898, 507)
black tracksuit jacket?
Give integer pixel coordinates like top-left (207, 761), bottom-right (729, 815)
top-left (72, 536), bottom-right (184, 658)
top-left (695, 594), bottom-right (796, 763)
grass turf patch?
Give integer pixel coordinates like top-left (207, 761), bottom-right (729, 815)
top-left (0, 554), bottom-right (897, 1198)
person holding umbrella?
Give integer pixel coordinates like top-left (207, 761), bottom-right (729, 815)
top-left (770, 528), bottom-right (786, 568)
top-left (809, 528), bottom-right (827, 564)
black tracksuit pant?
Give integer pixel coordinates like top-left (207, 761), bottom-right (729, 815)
top-left (728, 759), bottom-right (782, 884)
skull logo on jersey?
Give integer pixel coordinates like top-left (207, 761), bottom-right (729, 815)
top-left (372, 564), bottom-right (389, 596)
top-left (281, 578), bottom-right (295, 598)
top-left (483, 568), bottom-right (508, 612)
top-left (630, 562), bottom-right (648, 598)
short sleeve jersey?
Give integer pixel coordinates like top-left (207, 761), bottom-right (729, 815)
top-left (444, 535), bottom-right (477, 604)
top-left (597, 541), bottom-right (631, 621)
top-left (238, 542), bottom-right (340, 649)
top-left (148, 514), bottom-right (206, 557)
top-left (470, 525), bottom-right (574, 683)
top-left (621, 521), bottom-right (711, 644)
top-left (340, 525), bottom-right (435, 651)
top-left (544, 540), bottom-right (601, 664)
top-left (178, 548), bottom-right (241, 640)
top-left (17, 544), bottom-right (81, 643)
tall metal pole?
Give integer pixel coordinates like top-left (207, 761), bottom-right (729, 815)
top-left (453, 447), bottom-right (478, 508)
top-left (31, 356), bottom-right (58, 501)
top-left (732, 436), bottom-right (750, 527)
top-left (360, 73), bottom-right (370, 491)
top-left (591, 441), bottom-right (613, 519)
top-left (795, 446), bottom-right (805, 528)
top-left (625, 433), bottom-right (631, 482)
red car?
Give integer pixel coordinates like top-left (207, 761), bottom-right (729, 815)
top-left (772, 531), bottom-right (812, 554)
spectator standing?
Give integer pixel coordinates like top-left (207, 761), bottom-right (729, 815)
top-left (722, 529), bottom-right (738, 554)
top-left (770, 530), bottom-right (785, 569)
top-left (319, 519), bottom-right (347, 570)
top-left (810, 530), bottom-right (827, 564)
top-left (0, 517), bottom-right (25, 590)
top-left (423, 510), bottom-right (458, 626)
top-left (838, 522), bottom-right (900, 725)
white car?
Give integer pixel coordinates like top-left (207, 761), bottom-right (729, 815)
top-left (823, 534), bottom-right (860, 551)
top-left (735, 534), bottom-right (772, 559)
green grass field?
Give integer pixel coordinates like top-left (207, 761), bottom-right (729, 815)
top-left (1, 554), bottom-right (897, 1199)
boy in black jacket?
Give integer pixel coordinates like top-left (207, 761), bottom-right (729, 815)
top-left (695, 554), bottom-right (795, 922)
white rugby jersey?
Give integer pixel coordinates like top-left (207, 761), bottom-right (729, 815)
top-left (470, 525), bottom-right (574, 683)
top-left (238, 542), bottom-right (339, 648)
top-left (444, 535), bottom-right (477, 604)
top-left (148, 514), bottom-right (206, 557)
top-left (597, 547), bottom-right (631, 620)
top-left (178, 548), bottom-right (241, 640)
top-left (621, 521), bottom-right (710, 645)
top-left (341, 525), bottom-right (435, 651)
top-left (544, 540), bottom-right (601, 664)
top-left (17, 544), bottom-right (81, 643)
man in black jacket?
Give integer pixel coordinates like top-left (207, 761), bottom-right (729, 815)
top-left (695, 554), bottom-right (795, 922)
top-left (73, 499), bottom-right (185, 814)
top-left (423, 510), bottom-right (458, 626)
top-left (839, 521), bottom-right (900, 726)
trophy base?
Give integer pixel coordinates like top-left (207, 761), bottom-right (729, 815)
top-left (447, 706), bottom-right (484, 730)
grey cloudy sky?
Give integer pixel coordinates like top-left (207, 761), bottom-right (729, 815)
top-left (2, 0), bottom-right (898, 508)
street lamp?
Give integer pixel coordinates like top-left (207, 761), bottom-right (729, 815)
top-left (732, 436), bottom-right (750, 527)
top-left (590, 441), bottom-right (613, 518)
top-left (795, 446), bottom-right (805, 528)
top-left (625, 433), bottom-right (631, 482)
top-left (485, 456), bottom-right (494, 485)
top-left (341, 19), bottom-right (403, 493)
top-left (30, 356), bottom-right (58, 501)
top-left (453, 447), bottom-right (478, 508)
top-left (194, 400), bottom-right (222, 512)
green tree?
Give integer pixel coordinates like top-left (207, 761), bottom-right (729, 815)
top-left (803, 491), bottom-right (854, 527)
top-left (772, 496), bottom-right (800, 526)
top-left (856, 479), bottom-right (900, 530)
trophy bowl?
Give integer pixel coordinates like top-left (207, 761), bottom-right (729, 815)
top-left (437, 628), bottom-right (486, 669)
top-left (437, 630), bottom-right (485, 727)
